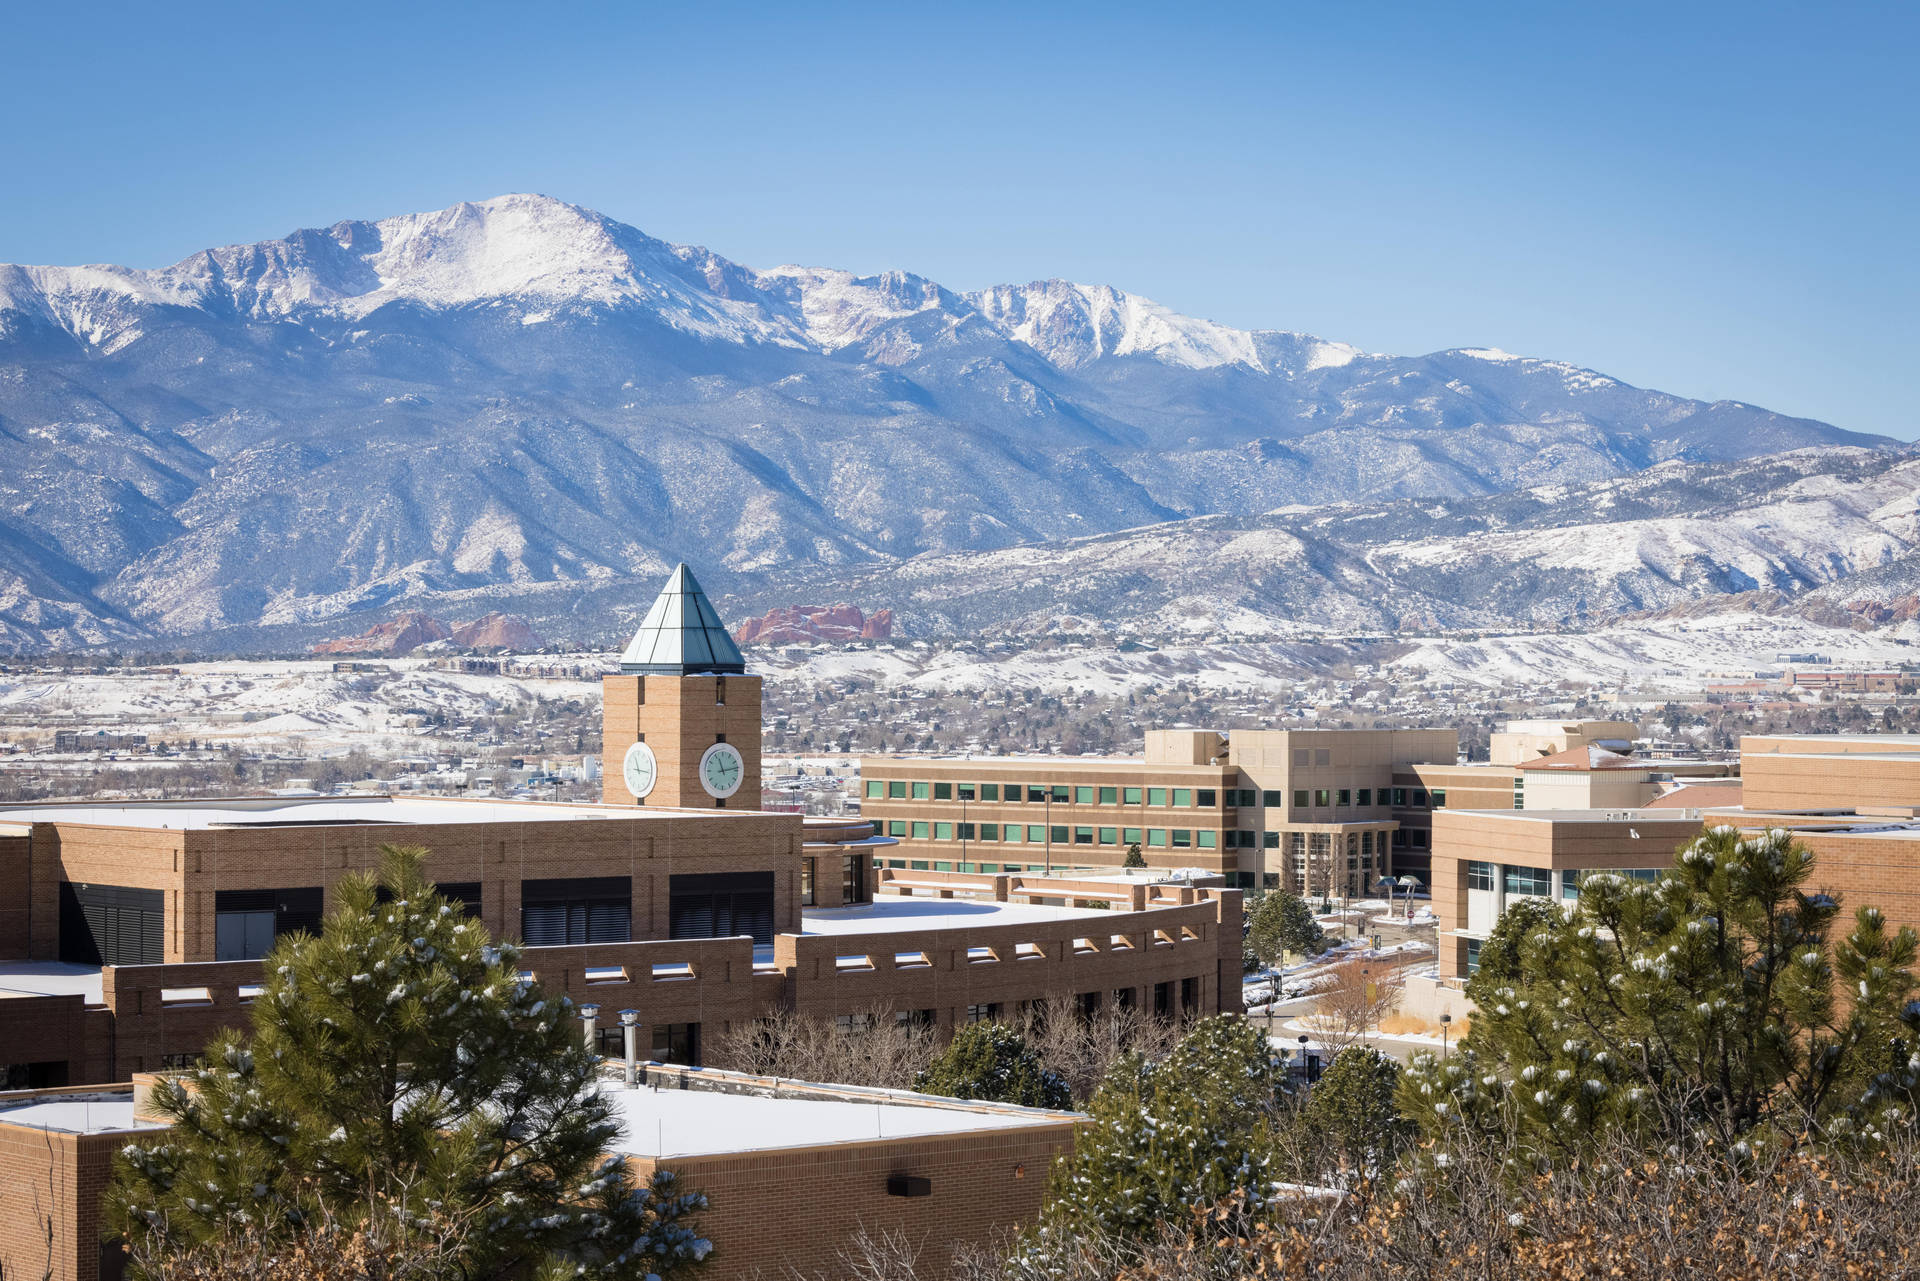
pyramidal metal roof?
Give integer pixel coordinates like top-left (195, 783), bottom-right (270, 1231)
top-left (618, 564), bottom-right (747, 675)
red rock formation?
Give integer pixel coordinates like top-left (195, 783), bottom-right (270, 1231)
top-left (733, 603), bottom-right (891, 646)
top-left (451, 612), bottom-right (547, 650)
top-left (310, 611), bottom-right (452, 656)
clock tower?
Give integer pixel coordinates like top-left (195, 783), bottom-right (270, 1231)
top-left (601, 564), bottom-right (763, 809)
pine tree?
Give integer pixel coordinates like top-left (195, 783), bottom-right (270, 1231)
top-left (1302, 1046), bottom-right (1409, 1173)
top-left (1025, 1016), bottom-right (1283, 1255)
top-left (1247, 888), bottom-right (1324, 969)
top-left (1403, 826), bottom-right (1920, 1161)
top-left (915, 1023), bottom-right (1071, 1110)
top-left (1122, 842), bottom-right (1146, 869)
top-left (107, 845), bottom-right (712, 1280)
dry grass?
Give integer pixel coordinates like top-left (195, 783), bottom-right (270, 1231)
top-left (1375, 1012), bottom-right (1470, 1039)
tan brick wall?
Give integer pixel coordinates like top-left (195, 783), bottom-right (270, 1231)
top-left (630, 1123), bottom-right (1077, 1281)
top-left (31, 826), bottom-right (186, 961)
top-left (0, 1118), bottom-right (122, 1281)
top-left (1739, 743), bottom-right (1920, 813)
top-left (602, 674), bottom-right (764, 810)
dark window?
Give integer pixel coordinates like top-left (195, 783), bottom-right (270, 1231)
top-left (1263, 790), bottom-right (1283, 807)
top-left (1197, 789), bottom-right (1217, 807)
top-left (1099, 786), bottom-right (1118, 804)
top-left (1292, 789), bottom-right (1309, 808)
top-left (801, 858), bottom-right (816, 907)
top-left (1153, 981), bottom-right (1172, 1017)
top-left (3, 1061), bottom-right (71, 1090)
top-left (1263, 830), bottom-right (1279, 848)
top-left (1503, 865), bottom-right (1550, 897)
top-left (213, 887), bottom-right (323, 961)
top-left (652, 1021), bottom-right (701, 1066)
top-left (841, 855), bottom-right (869, 905)
top-left (982, 783), bottom-right (1000, 801)
top-left (1181, 976), bottom-right (1199, 1013)
top-left (522, 877), bottom-right (632, 947)
top-left (1357, 788), bottom-right (1373, 807)
top-left (934, 782), bottom-right (952, 800)
top-left (60, 883), bottom-right (163, 967)
top-left (958, 783), bottom-right (975, 801)
top-left (668, 872), bottom-right (775, 945)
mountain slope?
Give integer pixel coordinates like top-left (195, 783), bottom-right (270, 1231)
top-left (0, 193), bottom-right (1892, 650)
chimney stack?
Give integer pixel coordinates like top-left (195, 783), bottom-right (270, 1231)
top-left (580, 1003), bottom-right (600, 1055)
top-left (620, 1009), bottom-right (640, 1087)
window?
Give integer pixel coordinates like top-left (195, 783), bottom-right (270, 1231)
top-left (866, 780), bottom-right (883, 799)
top-left (1337, 788), bottom-right (1351, 806)
top-left (1392, 788), bottom-right (1408, 807)
top-left (911, 781), bottom-right (930, 799)
top-left (1357, 788), bottom-right (1372, 807)
top-left (1172, 788), bottom-right (1192, 807)
top-left (1171, 829), bottom-right (1192, 847)
top-left (967, 1002), bottom-right (1000, 1024)
top-left (1293, 789), bottom-right (1309, 808)
top-left (957, 822), bottom-right (975, 840)
top-left (1148, 787), bottom-right (1168, 807)
top-left (526, 877), bottom-right (633, 947)
top-left (888, 820), bottom-right (906, 837)
top-left (935, 821), bottom-right (953, 840)
top-left (980, 822), bottom-right (999, 840)
top-left (1004, 786), bottom-right (1021, 804)
top-left (979, 862), bottom-right (999, 873)
top-left (1075, 786), bottom-right (1094, 805)
top-left (1073, 826), bottom-right (1093, 844)
top-left (934, 862), bottom-right (952, 872)
top-left (1240, 789), bottom-right (1258, 806)
top-left (982, 783), bottom-right (1000, 801)
top-left (652, 1022), bottom-right (701, 1067)
top-left (1392, 828), bottom-right (1408, 848)
top-left (911, 821), bottom-right (929, 839)
top-left (842, 855), bottom-right (869, 905)
top-left (1124, 787), bottom-right (1143, 805)
top-left (1411, 829), bottom-right (1429, 849)
top-left (934, 782), bottom-right (952, 800)
top-left (1197, 789), bottom-right (1216, 807)
top-left (957, 783), bottom-right (975, 801)
top-left (1098, 827), bottom-right (1117, 844)
top-left (1051, 825), bottom-right (1069, 844)
top-left (1123, 827), bottom-right (1143, 844)
top-left (910, 860), bottom-right (928, 870)
top-left (1465, 938), bottom-right (1483, 974)
top-left (800, 858), bottom-right (816, 906)
top-left (212, 887), bottom-right (323, 962)
top-left (1002, 824), bottom-right (1022, 843)
top-left (1314, 789), bottom-right (1331, 807)
top-left (1099, 786), bottom-right (1118, 804)
top-left (1197, 831), bottom-right (1217, 849)
top-left (1361, 831), bottom-right (1373, 857)
top-left (1052, 786), bottom-right (1070, 803)
top-left (1027, 786), bottom-right (1047, 802)
top-left (1466, 861), bottom-right (1496, 891)
top-left (1263, 830), bottom-right (1279, 848)
top-left (1293, 748), bottom-right (1309, 766)
top-left (1503, 865), bottom-right (1551, 897)
top-left (1262, 790), bottom-right (1283, 807)
top-left (1148, 829), bottom-right (1168, 847)
top-left (1412, 788), bottom-right (1428, 807)
top-left (1315, 750), bottom-right (1331, 767)
top-left (1028, 824), bottom-right (1046, 842)
top-left (1562, 869), bottom-right (1581, 900)
top-left (1431, 789), bottom-right (1447, 808)
top-left (888, 781), bottom-right (906, 798)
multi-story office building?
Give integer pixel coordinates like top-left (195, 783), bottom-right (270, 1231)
top-left (864, 728), bottom-right (1454, 895)
top-left (1430, 732), bottom-right (1920, 984)
top-left (0, 567), bottom-right (1241, 1093)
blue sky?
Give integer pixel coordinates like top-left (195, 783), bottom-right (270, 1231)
top-left (4, 1), bottom-right (1914, 438)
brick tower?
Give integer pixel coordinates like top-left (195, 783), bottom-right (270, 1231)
top-left (601, 564), bottom-right (762, 809)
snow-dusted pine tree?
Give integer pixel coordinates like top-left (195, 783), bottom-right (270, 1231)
top-left (106, 845), bottom-right (712, 1281)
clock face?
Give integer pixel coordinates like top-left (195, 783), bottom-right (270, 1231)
top-left (699, 742), bottom-right (746, 799)
top-left (621, 741), bottom-right (658, 800)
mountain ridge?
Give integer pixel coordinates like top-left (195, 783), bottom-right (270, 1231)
top-left (0, 193), bottom-right (1895, 652)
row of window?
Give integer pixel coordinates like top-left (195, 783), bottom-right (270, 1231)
top-left (868, 779), bottom-right (1449, 811)
top-left (885, 819), bottom-right (1223, 849)
top-left (1466, 862), bottom-right (1664, 897)
top-left (869, 780), bottom-right (1232, 808)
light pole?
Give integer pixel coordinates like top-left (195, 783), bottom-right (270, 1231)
top-left (1297, 1033), bottom-right (1312, 1084)
top-left (1440, 1011), bottom-right (1452, 1060)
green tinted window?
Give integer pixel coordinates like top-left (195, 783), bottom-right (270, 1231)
top-left (935, 822), bottom-right (953, 839)
top-left (1123, 827), bottom-right (1143, 844)
top-left (934, 862), bottom-right (952, 872)
top-left (1028, 825), bottom-right (1046, 842)
top-left (889, 781), bottom-right (907, 798)
top-left (1002, 824), bottom-right (1022, 843)
top-left (1075, 786), bottom-right (1094, 805)
top-left (911, 782), bottom-right (930, 800)
top-left (934, 782), bottom-right (952, 800)
top-left (888, 820), bottom-right (906, 836)
top-left (1172, 829), bottom-right (1193, 847)
top-left (1051, 826), bottom-right (1069, 843)
top-left (1148, 787), bottom-right (1168, 806)
top-left (911, 821), bottom-right (929, 839)
top-left (982, 783), bottom-right (1000, 800)
top-left (1098, 827), bottom-right (1118, 844)
top-left (1124, 787), bottom-right (1143, 804)
top-left (1052, 785), bottom-right (1070, 803)
top-left (1148, 828), bottom-right (1168, 847)
top-left (1173, 788), bottom-right (1192, 807)
top-left (980, 823), bottom-right (999, 840)
top-left (1074, 826), bottom-right (1093, 844)
top-left (1197, 830), bottom-right (1217, 849)
top-left (1099, 786), bottom-right (1118, 804)
top-left (866, 780), bottom-right (883, 798)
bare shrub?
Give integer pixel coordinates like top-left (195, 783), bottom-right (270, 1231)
top-left (710, 1008), bottom-right (938, 1089)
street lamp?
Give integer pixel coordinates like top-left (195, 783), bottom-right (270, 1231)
top-left (1440, 1012), bottom-right (1452, 1060)
top-left (1297, 1033), bottom-right (1312, 1083)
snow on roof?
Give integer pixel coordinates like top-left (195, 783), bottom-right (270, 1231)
top-left (602, 1083), bottom-right (1063, 1157)
top-left (0, 795), bottom-right (732, 831)
top-left (802, 898), bottom-right (1112, 936)
top-left (0, 1093), bottom-right (163, 1135)
top-left (1519, 743), bottom-right (1645, 772)
top-left (0, 960), bottom-right (104, 1004)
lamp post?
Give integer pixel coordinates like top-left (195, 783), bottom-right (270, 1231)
top-left (1440, 1011), bottom-right (1452, 1060)
top-left (1297, 1032), bottom-right (1312, 1084)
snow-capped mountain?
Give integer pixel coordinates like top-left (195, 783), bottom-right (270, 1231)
top-left (0, 193), bottom-right (1895, 651)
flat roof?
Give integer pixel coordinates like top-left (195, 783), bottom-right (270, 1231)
top-left (0, 795), bottom-right (744, 831)
top-left (0, 1093), bottom-right (164, 1135)
top-left (0, 960), bottom-right (104, 1004)
top-left (1442, 807), bottom-right (1713, 824)
top-left (603, 1083), bottom-right (1064, 1157)
top-left (801, 899), bottom-right (1112, 936)
top-left (861, 756), bottom-right (1227, 774)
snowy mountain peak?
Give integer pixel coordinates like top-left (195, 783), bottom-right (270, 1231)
top-left (966, 279), bottom-right (1266, 371)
